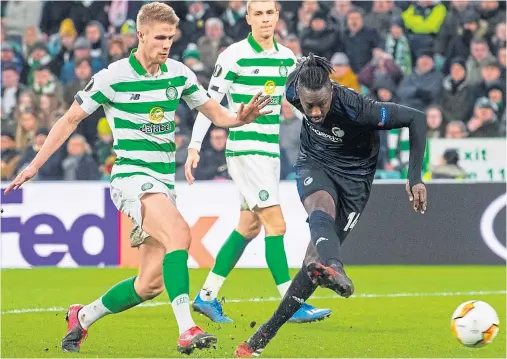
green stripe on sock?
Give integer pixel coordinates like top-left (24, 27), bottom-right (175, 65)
top-left (163, 250), bottom-right (190, 301)
top-left (265, 235), bottom-right (290, 285)
top-left (101, 276), bottom-right (144, 313)
top-left (212, 230), bottom-right (249, 277)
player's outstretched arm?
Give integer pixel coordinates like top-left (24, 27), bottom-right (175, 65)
top-left (196, 92), bottom-right (273, 128)
top-left (359, 100), bottom-right (427, 212)
top-left (381, 103), bottom-right (427, 213)
top-left (4, 101), bottom-right (88, 194)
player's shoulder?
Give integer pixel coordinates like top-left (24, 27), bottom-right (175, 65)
top-left (92, 58), bottom-right (130, 84)
top-left (276, 43), bottom-right (297, 60)
top-left (164, 57), bottom-right (190, 74)
top-left (217, 40), bottom-right (249, 62)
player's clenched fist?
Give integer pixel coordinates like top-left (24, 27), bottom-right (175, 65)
top-left (4, 165), bottom-right (38, 195)
top-left (405, 182), bottom-right (427, 214)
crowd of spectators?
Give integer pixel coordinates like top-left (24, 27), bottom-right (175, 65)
top-left (1, 0), bottom-right (505, 182)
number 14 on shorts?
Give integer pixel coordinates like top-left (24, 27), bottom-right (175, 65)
top-left (344, 212), bottom-right (361, 231)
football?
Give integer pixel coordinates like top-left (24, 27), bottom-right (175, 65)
top-left (451, 300), bottom-right (500, 347)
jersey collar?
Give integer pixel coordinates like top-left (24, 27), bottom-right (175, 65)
top-left (129, 48), bottom-right (168, 77)
top-left (247, 32), bottom-right (279, 53)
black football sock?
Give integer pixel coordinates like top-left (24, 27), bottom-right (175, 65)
top-left (247, 266), bottom-right (317, 349)
top-left (307, 210), bottom-right (343, 266)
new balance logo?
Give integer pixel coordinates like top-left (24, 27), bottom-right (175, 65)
top-left (130, 94), bottom-right (140, 100)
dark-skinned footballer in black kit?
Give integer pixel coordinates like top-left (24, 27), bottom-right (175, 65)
top-left (234, 53), bottom-right (428, 357)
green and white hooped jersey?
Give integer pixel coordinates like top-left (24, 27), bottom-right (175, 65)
top-left (209, 34), bottom-right (296, 158)
top-left (76, 50), bottom-right (209, 189)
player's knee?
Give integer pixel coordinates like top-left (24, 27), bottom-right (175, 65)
top-left (264, 218), bottom-right (286, 237)
top-left (241, 219), bottom-right (262, 240)
top-left (135, 277), bottom-right (164, 300)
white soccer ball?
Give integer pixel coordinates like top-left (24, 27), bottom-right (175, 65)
top-left (451, 300), bottom-right (500, 347)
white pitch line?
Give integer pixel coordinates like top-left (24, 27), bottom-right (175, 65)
top-left (1, 290), bottom-right (505, 315)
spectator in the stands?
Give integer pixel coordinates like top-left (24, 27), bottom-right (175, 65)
top-left (60, 37), bottom-right (106, 85)
top-left (491, 22), bottom-right (506, 54)
top-left (497, 47), bottom-right (506, 69)
top-left (38, 1), bottom-right (73, 38)
top-left (358, 50), bottom-right (403, 90)
top-left (108, 35), bottom-right (127, 63)
top-left (26, 42), bottom-right (54, 85)
top-left (301, 10), bottom-right (341, 60)
top-left (120, 20), bottom-right (138, 54)
top-left (476, 59), bottom-right (504, 97)
top-left (62, 134), bottom-right (101, 181)
top-left (15, 110), bottom-right (38, 150)
top-left (397, 49), bottom-right (443, 111)
top-left (441, 57), bottom-right (476, 123)
top-left (21, 26), bottom-right (43, 61)
top-left (180, 1), bottom-right (216, 44)
top-left (32, 64), bottom-right (63, 99)
top-left (283, 34), bottom-right (302, 58)
top-left (2, 0), bottom-right (43, 39)
top-left (467, 97), bottom-right (502, 137)
top-left (487, 81), bottom-right (505, 118)
top-left (443, 10), bottom-right (488, 73)
top-left (384, 17), bottom-right (412, 76)
top-left (64, 58), bottom-right (92, 107)
top-left (1, 64), bottom-right (26, 121)
top-left (1, 131), bottom-right (20, 181)
top-left (364, 0), bottom-right (402, 40)
top-left (15, 127), bottom-right (64, 181)
top-left (67, 1), bottom-right (110, 35)
top-left (47, 19), bottom-right (78, 74)
top-left (95, 118), bottom-right (114, 177)
top-left (38, 94), bottom-right (65, 129)
top-left (182, 44), bottom-right (211, 89)
top-left (1, 42), bottom-right (23, 76)
top-left (445, 120), bottom-right (468, 138)
top-left (430, 148), bottom-right (467, 179)
top-left (85, 21), bottom-right (109, 65)
top-left (195, 127), bottom-right (230, 180)
top-left (426, 105), bottom-right (446, 138)
top-left (198, 18), bottom-right (233, 74)
top-left (401, 0), bottom-right (447, 54)
top-left (434, 0), bottom-right (474, 57)
top-left (107, 0), bottom-right (143, 34)
top-left (343, 8), bottom-right (381, 74)
top-left (466, 38), bottom-right (497, 86)
top-left (327, 0), bottom-right (351, 36)
top-left (478, 0), bottom-right (506, 38)
top-left (295, 0), bottom-right (320, 37)
top-left (330, 52), bottom-right (361, 91)
top-left (221, 0), bottom-right (250, 42)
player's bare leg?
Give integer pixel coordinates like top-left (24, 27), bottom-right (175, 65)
top-left (61, 235), bottom-right (165, 352)
top-left (194, 210), bottom-right (260, 322)
top-left (302, 191), bottom-right (354, 298)
top-left (140, 193), bottom-right (217, 354)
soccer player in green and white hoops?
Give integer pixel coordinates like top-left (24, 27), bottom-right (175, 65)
top-left (185, 0), bottom-right (331, 324)
top-left (4, 2), bottom-right (273, 355)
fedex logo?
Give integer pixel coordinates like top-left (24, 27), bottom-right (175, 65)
top-left (1, 188), bottom-right (119, 267)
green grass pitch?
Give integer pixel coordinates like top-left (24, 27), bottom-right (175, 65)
top-left (1, 266), bottom-right (505, 358)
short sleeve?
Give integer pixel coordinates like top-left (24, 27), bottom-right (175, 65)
top-left (207, 49), bottom-right (239, 93)
top-left (181, 65), bottom-right (210, 110)
top-left (75, 68), bottom-right (115, 114)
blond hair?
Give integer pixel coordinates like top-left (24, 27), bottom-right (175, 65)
top-left (247, 0), bottom-right (278, 13)
top-left (137, 2), bottom-right (179, 28)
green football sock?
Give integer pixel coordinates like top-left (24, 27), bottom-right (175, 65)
top-left (199, 230), bottom-right (249, 301)
top-left (211, 230), bottom-right (249, 277)
top-left (265, 235), bottom-right (291, 296)
top-left (101, 276), bottom-right (144, 313)
top-left (163, 250), bottom-right (195, 334)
